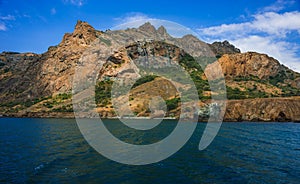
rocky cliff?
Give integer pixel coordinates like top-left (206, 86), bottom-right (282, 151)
top-left (225, 97), bottom-right (300, 122)
top-left (0, 20), bottom-right (299, 122)
top-left (0, 21), bottom-right (102, 104)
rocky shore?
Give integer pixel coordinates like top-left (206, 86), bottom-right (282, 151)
top-left (2, 97), bottom-right (300, 122)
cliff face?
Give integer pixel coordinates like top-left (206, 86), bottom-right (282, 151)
top-left (225, 97), bottom-right (300, 122)
top-left (36, 20), bottom-right (102, 95)
top-left (205, 52), bottom-right (300, 98)
top-left (0, 20), bottom-right (300, 122)
top-left (0, 52), bottom-right (42, 103)
top-left (217, 52), bottom-right (298, 80)
top-left (0, 21), bottom-right (102, 104)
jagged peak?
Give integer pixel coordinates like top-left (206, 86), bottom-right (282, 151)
top-left (211, 40), bottom-right (238, 49)
top-left (157, 25), bottom-right (167, 35)
top-left (74, 20), bottom-right (95, 34)
top-left (209, 40), bottom-right (241, 57)
top-left (57, 20), bottom-right (99, 48)
top-left (138, 22), bottom-right (157, 34)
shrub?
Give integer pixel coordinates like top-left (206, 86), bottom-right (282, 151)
top-left (132, 75), bottom-right (157, 88)
top-left (166, 98), bottom-right (180, 111)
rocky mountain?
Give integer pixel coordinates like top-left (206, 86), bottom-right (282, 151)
top-left (208, 40), bottom-right (241, 58)
top-left (0, 20), bottom-right (299, 122)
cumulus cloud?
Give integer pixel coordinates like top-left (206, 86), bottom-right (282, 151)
top-left (199, 11), bottom-right (300, 38)
top-left (197, 11), bottom-right (300, 72)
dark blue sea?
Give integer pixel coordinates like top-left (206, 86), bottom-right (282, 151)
top-left (0, 118), bottom-right (300, 183)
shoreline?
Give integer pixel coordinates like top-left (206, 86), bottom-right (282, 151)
top-left (1, 113), bottom-right (299, 123)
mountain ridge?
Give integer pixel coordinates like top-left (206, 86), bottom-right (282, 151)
top-left (0, 20), bottom-right (299, 122)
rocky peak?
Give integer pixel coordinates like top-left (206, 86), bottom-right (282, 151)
top-left (209, 40), bottom-right (241, 57)
top-left (58, 20), bottom-right (100, 47)
top-left (138, 22), bottom-right (157, 34)
top-left (157, 25), bottom-right (167, 36)
top-left (74, 20), bottom-right (95, 35)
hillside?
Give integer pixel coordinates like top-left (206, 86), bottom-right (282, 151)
top-left (0, 20), bottom-right (299, 121)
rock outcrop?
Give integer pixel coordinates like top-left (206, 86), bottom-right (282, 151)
top-left (224, 97), bottom-right (300, 122)
top-left (205, 52), bottom-right (300, 97)
top-left (218, 52), bottom-right (285, 79)
top-left (209, 40), bottom-right (241, 57)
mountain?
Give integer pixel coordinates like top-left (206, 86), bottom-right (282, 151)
top-left (0, 20), bottom-right (299, 121)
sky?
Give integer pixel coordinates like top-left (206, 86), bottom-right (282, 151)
top-left (0, 0), bottom-right (299, 71)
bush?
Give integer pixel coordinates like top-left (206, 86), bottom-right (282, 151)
top-left (166, 98), bottom-right (180, 111)
top-left (226, 86), bottom-right (269, 99)
top-left (179, 54), bottom-right (203, 72)
top-left (52, 105), bottom-right (73, 112)
top-left (132, 75), bottom-right (157, 89)
top-left (95, 81), bottom-right (113, 106)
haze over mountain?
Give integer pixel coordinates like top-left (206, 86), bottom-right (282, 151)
top-left (0, 21), bottom-right (299, 121)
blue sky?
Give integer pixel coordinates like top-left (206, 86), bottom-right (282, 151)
top-left (0, 0), bottom-right (299, 71)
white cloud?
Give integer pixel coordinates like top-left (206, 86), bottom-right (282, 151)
top-left (197, 11), bottom-right (300, 72)
top-left (0, 22), bottom-right (7, 31)
top-left (252, 11), bottom-right (300, 36)
top-left (51, 8), bottom-right (57, 15)
top-left (260, 0), bottom-right (295, 12)
top-left (199, 11), bottom-right (300, 38)
top-left (0, 14), bottom-right (15, 31)
top-left (113, 13), bottom-right (150, 24)
top-left (63, 0), bottom-right (84, 6)
top-left (0, 15), bottom-right (15, 21)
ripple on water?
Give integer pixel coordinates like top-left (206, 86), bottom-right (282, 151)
top-left (0, 119), bottom-right (300, 183)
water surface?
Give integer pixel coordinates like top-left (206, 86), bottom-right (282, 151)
top-left (0, 118), bottom-right (299, 183)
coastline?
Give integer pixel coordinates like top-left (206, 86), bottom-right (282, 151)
top-left (1, 112), bottom-right (299, 123)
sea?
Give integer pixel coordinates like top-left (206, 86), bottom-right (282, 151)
top-left (0, 118), bottom-right (299, 183)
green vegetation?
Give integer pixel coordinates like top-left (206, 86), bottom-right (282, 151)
top-left (132, 75), bottom-right (157, 89)
top-left (281, 85), bottom-right (300, 97)
top-left (179, 54), bottom-right (203, 72)
top-left (189, 71), bottom-right (210, 98)
top-left (267, 71), bottom-right (300, 97)
top-left (95, 80), bottom-right (113, 107)
top-left (234, 75), bottom-right (260, 82)
top-left (178, 54), bottom-right (211, 100)
top-left (226, 86), bottom-right (269, 99)
top-left (52, 104), bottom-right (73, 112)
top-left (269, 71), bottom-right (286, 85)
top-left (0, 96), bottom-right (52, 108)
top-left (42, 93), bottom-right (72, 109)
top-left (56, 93), bottom-right (72, 100)
top-left (166, 98), bottom-right (180, 111)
